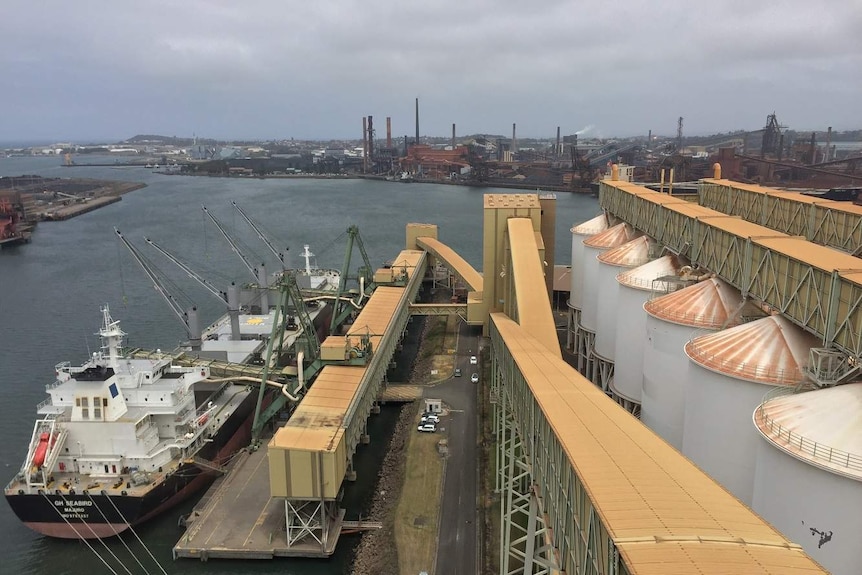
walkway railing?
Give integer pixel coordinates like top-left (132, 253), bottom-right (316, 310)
top-left (756, 387), bottom-right (862, 472)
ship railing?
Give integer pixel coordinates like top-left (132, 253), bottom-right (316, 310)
top-left (756, 386), bottom-right (862, 472)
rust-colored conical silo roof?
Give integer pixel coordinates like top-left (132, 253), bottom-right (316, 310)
top-left (571, 213), bottom-right (609, 236)
top-left (755, 383), bottom-right (862, 480)
top-left (644, 277), bottom-right (746, 329)
top-left (597, 235), bottom-right (651, 267)
top-left (617, 254), bottom-right (685, 291)
top-left (684, 315), bottom-right (819, 385)
top-left (583, 222), bottom-right (636, 249)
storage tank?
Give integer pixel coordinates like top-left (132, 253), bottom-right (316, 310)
top-left (594, 236), bottom-right (651, 362)
top-left (682, 315), bottom-right (819, 505)
top-left (569, 213), bottom-right (609, 311)
top-left (568, 214), bottom-right (609, 351)
top-left (642, 278), bottom-right (749, 448)
top-left (610, 255), bottom-right (685, 411)
top-left (580, 223), bottom-right (636, 334)
top-left (753, 383), bottom-right (862, 575)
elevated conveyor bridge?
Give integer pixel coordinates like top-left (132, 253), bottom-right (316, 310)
top-left (488, 208), bottom-right (826, 574)
top-left (600, 179), bottom-right (862, 383)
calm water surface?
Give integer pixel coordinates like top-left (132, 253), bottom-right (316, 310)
top-left (0, 156), bottom-right (598, 574)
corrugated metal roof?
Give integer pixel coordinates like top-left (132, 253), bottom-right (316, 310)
top-left (666, 202), bottom-right (720, 218)
top-left (685, 315), bottom-right (819, 385)
top-left (617, 254), bottom-right (684, 291)
top-left (271, 365), bottom-right (364, 452)
top-left (754, 236), bottom-right (862, 273)
top-left (347, 286), bottom-right (404, 352)
top-left (583, 222), bottom-right (635, 249)
top-left (755, 383), bottom-right (862, 481)
top-left (571, 213), bottom-right (609, 236)
top-left (490, 312), bottom-right (825, 574)
top-left (508, 218), bottom-right (560, 357)
top-left (597, 235), bottom-right (651, 267)
top-left (697, 215), bottom-right (789, 239)
top-left (644, 278), bottom-right (745, 328)
top-left (416, 236), bottom-right (482, 291)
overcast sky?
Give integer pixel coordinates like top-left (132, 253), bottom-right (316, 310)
top-left (2, 0), bottom-right (859, 142)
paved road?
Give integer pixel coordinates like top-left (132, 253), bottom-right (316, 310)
top-left (427, 320), bottom-right (481, 575)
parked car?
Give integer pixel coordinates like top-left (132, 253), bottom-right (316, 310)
top-left (417, 423), bottom-right (436, 433)
top-left (470, 355), bottom-right (478, 365)
top-left (471, 373), bottom-right (479, 384)
top-left (421, 413), bottom-right (440, 424)
top-left (454, 368), bottom-right (462, 377)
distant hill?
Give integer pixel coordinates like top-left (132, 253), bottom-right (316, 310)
top-left (122, 135), bottom-right (220, 146)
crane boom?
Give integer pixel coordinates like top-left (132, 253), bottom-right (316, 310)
top-left (114, 228), bottom-right (190, 333)
top-left (201, 205), bottom-right (259, 281)
top-left (145, 237), bottom-right (227, 304)
top-left (232, 201), bottom-right (287, 268)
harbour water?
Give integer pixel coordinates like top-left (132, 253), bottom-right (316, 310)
top-left (0, 156), bottom-right (598, 574)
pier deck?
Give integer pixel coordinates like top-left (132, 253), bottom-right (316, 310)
top-left (173, 438), bottom-right (344, 560)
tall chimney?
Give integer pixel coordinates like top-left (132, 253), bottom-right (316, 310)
top-left (415, 98), bottom-right (420, 145)
top-left (825, 126), bottom-right (833, 163)
top-left (386, 117), bottom-right (392, 148)
top-left (555, 126), bottom-right (561, 157)
top-left (648, 129), bottom-right (652, 145)
top-left (367, 115), bottom-right (374, 166)
top-left (512, 123), bottom-right (517, 155)
top-left (362, 116), bottom-right (368, 173)
top-left (452, 123), bottom-right (456, 149)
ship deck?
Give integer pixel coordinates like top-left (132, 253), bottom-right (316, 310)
top-left (172, 432), bottom-right (344, 560)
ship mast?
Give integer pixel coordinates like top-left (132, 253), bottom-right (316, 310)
top-left (99, 304), bottom-right (125, 369)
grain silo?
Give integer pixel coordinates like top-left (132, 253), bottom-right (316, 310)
top-left (593, 235), bottom-right (651, 393)
top-left (567, 214), bottom-right (610, 352)
top-left (752, 383), bottom-right (862, 575)
top-left (682, 314), bottom-right (819, 505)
top-left (578, 223), bottom-right (637, 384)
top-left (641, 277), bottom-right (748, 448)
top-left (610, 254), bottom-right (685, 414)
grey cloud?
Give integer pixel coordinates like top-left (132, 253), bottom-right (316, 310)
top-left (1, 0), bottom-right (858, 141)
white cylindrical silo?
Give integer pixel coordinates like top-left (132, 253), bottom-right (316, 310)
top-left (594, 236), bottom-right (651, 362)
top-left (570, 214), bottom-right (609, 311)
top-left (641, 278), bottom-right (747, 449)
top-left (568, 214), bottom-right (609, 351)
top-left (611, 255), bottom-right (685, 408)
top-left (682, 315), bottom-right (820, 505)
top-left (580, 223), bottom-right (635, 333)
top-left (753, 384), bottom-right (862, 575)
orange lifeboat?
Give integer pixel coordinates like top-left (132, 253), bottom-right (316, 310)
top-left (32, 433), bottom-right (52, 468)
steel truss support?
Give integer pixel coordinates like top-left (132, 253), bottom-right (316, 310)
top-left (575, 323), bottom-right (594, 380)
top-left (496, 369), bottom-right (559, 574)
top-left (491, 318), bottom-right (625, 575)
top-left (589, 350), bottom-right (614, 395)
top-left (284, 499), bottom-right (339, 551)
top-left (567, 303), bottom-right (580, 352)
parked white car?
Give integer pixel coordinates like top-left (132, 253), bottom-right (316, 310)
top-left (418, 423), bottom-right (436, 433)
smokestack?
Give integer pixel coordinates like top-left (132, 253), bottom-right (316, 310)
top-left (825, 126), bottom-right (833, 162)
top-left (362, 116), bottom-right (368, 172)
top-left (809, 132), bottom-right (817, 165)
top-left (386, 117), bottom-right (392, 148)
top-left (415, 98), bottom-right (420, 145)
top-left (555, 126), bottom-right (561, 157)
top-left (512, 123), bottom-right (517, 156)
top-left (367, 115), bottom-right (374, 166)
top-left (452, 123), bottom-right (456, 150)
top-left (648, 129), bottom-right (652, 145)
